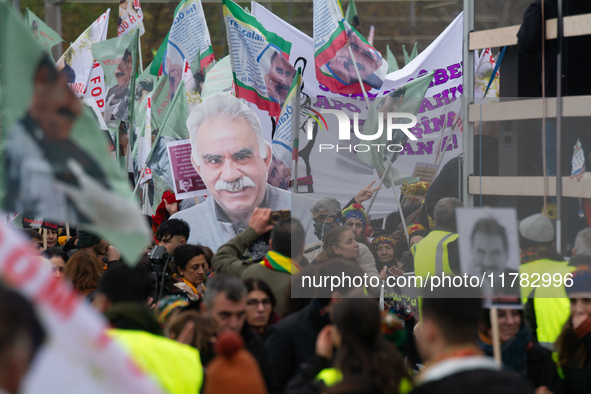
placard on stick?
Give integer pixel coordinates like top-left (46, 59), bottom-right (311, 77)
top-left (412, 162), bottom-right (439, 183)
top-left (166, 139), bottom-right (208, 200)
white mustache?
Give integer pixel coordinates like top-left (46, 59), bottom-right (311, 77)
top-left (215, 177), bottom-right (256, 192)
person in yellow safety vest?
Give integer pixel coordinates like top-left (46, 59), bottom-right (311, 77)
top-left (284, 298), bottom-right (413, 394)
top-left (95, 263), bottom-right (204, 393)
top-left (518, 213), bottom-right (573, 350)
top-left (108, 329), bottom-right (203, 394)
top-left (412, 197), bottom-right (464, 279)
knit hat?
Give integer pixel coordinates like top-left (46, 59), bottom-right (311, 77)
top-left (519, 213), bottom-right (554, 243)
top-left (77, 230), bottom-right (101, 248)
top-left (155, 295), bottom-right (189, 327)
top-left (204, 332), bottom-right (268, 394)
top-left (566, 266), bottom-right (591, 296)
top-left (342, 203), bottom-right (368, 233)
top-left (372, 236), bottom-right (396, 251)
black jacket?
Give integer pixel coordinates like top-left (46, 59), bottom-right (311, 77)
top-left (242, 323), bottom-right (270, 384)
top-left (526, 342), bottom-right (564, 393)
top-left (517, 0), bottom-right (591, 97)
top-left (410, 368), bottom-right (533, 394)
top-left (265, 300), bottom-right (331, 394)
top-left (424, 135), bottom-right (499, 219)
top-left (562, 329), bottom-right (591, 394)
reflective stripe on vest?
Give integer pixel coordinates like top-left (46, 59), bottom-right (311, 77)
top-left (412, 230), bottom-right (458, 278)
top-left (108, 329), bottom-right (203, 394)
top-left (315, 368), bottom-right (413, 393)
top-left (315, 368), bottom-right (343, 386)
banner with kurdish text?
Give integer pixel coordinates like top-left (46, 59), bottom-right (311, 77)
top-left (223, 0), bottom-right (295, 117)
top-left (164, 0), bottom-right (214, 102)
top-left (313, 0), bottom-right (387, 95)
top-left (252, 4), bottom-right (464, 217)
top-left (0, 1), bottom-right (151, 264)
top-left (57, 9), bottom-right (110, 98)
top-left (118, 0), bottom-right (145, 37)
top-left (24, 9), bottom-right (63, 60)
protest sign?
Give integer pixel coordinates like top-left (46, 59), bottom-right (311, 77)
top-left (24, 9), bottom-right (63, 60)
top-left (118, 0), bottom-right (145, 37)
top-left (166, 139), bottom-right (207, 199)
top-left (57, 9), bottom-right (110, 98)
top-left (0, 223), bottom-right (164, 394)
top-left (223, 0), bottom-right (295, 117)
top-left (92, 30), bottom-right (139, 166)
top-left (313, 0), bottom-right (387, 94)
top-left (200, 55), bottom-right (233, 100)
top-left (412, 162), bottom-right (440, 183)
top-left (0, 2), bottom-right (150, 264)
top-left (456, 208), bottom-right (521, 298)
top-left (164, 0), bottom-right (214, 102)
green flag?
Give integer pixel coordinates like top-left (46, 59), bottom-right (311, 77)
top-left (403, 42), bottom-right (418, 66)
top-left (410, 42), bottom-right (418, 61)
top-left (91, 30), bottom-right (139, 168)
top-left (200, 55), bottom-right (233, 101)
top-left (146, 81), bottom-right (190, 211)
top-left (345, 0), bottom-right (359, 28)
top-left (356, 71), bottom-right (434, 188)
top-left (24, 8), bottom-right (63, 61)
top-left (0, 0), bottom-right (150, 264)
top-left (386, 44), bottom-right (399, 73)
top-left (150, 75), bottom-right (171, 131)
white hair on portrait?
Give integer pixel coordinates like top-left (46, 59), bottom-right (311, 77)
top-left (186, 93), bottom-right (271, 166)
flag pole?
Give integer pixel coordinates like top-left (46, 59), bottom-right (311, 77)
top-left (138, 34), bottom-right (144, 73)
top-left (291, 78), bottom-right (301, 193)
top-left (365, 154), bottom-right (410, 247)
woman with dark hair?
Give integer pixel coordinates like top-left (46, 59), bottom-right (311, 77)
top-left (64, 249), bottom-right (102, 302)
top-left (243, 277), bottom-right (280, 338)
top-left (316, 227), bottom-right (379, 286)
top-left (172, 244), bottom-right (208, 301)
top-left (478, 308), bottom-right (562, 394)
top-left (46, 247), bottom-right (68, 279)
top-left (556, 267), bottom-right (591, 394)
top-left (285, 297), bottom-right (412, 394)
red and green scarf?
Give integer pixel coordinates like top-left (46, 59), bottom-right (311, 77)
top-left (261, 251), bottom-right (301, 274)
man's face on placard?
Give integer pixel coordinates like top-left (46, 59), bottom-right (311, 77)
top-left (192, 118), bottom-right (271, 221)
top-left (179, 179), bottom-right (191, 192)
top-left (264, 52), bottom-right (295, 107)
top-left (470, 232), bottom-right (508, 276)
top-left (329, 31), bottom-right (381, 84)
top-left (115, 51), bottom-right (133, 87)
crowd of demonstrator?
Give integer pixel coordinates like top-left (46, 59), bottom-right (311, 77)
top-left (2, 188), bottom-right (591, 394)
